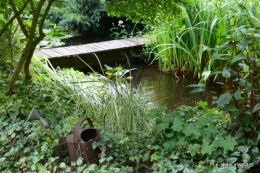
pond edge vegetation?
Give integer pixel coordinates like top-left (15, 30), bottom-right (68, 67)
top-left (0, 0), bottom-right (260, 172)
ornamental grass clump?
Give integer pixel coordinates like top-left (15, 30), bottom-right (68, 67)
top-left (31, 56), bottom-right (151, 132)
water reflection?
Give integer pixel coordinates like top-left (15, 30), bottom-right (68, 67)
top-left (131, 65), bottom-right (221, 111)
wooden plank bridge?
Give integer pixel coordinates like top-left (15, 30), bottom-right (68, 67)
top-left (34, 37), bottom-right (147, 71)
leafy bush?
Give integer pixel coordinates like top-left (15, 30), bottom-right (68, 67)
top-left (148, 102), bottom-right (259, 172)
top-left (48, 0), bottom-right (106, 35)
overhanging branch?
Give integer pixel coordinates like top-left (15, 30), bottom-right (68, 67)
top-left (0, 0), bottom-right (31, 37)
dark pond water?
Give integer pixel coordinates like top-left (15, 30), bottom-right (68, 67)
top-left (131, 65), bottom-right (222, 111)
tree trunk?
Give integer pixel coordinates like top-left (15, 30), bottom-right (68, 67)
top-left (8, 38), bottom-right (34, 92)
top-left (8, 0), bottom-right (55, 92)
top-left (23, 47), bottom-right (35, 83)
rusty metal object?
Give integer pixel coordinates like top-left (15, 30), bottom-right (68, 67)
top-left (28, 108), bottom-right (52, 129)
top-left (66, 117), bottom-right (101, 164)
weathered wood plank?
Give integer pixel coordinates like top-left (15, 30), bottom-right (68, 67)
top-left (33, 50), bottom-right (48, 57)
top-left (116, 37), bottom-right (146, 46)
top-left (71, 44), bottom-right (101, 53)
top-left (36, 49), bottom-right (63, 57)
top-left (52, 47), bottom-right (81, 56)
top-left (34, 37), bottom-right (146, 58)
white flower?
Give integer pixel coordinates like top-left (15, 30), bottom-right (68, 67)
top-left (118, 20), bottom-right (123, 25)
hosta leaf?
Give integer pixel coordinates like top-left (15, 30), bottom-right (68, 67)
top-left (252, 103), bottom-right (260, 113)
top-left (217, 93), bottom-right (232, 107)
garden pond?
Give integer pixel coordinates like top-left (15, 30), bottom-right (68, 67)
top-left (131, 65), bottom-right (222, 111)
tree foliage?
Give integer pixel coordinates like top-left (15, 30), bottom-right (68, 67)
top-left (0, 0), bottom-right (55, 92)
top-left (0, 0), bottom-right (194, 92)
top-left (105, 0), bottom-right (193, 25)
top-left (49, 0), bottom-right (106, 34)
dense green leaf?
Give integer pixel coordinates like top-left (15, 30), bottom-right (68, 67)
top-left (221, 135), bottom-right (237, 151)
top-left (156, 122), bottom-right (169, 133)
top-left (231, 53), bottom-right (246, 64)
top-left (242, 153), bottom-right (251, 163)
top-left (251, 147), bottom-right (259, 155)
top-left (212, 53), bottom-right (222, 61)
top-left (171, 117), bottom-right (184, 132)
top-left (201, 141), bottom-right (215, 155)
top-left (216, 93), bottom-right (232, 108)
top-left (231, 151), bottom-right (240, 157)
top-left (222, 68), bottom-right (231, 78)
top-left (186, 83), bottom-right (205, 88)
top-left (227, 157), bottom-right (238, 164)
top-left (252, 103), bottom-right (260, 113)
top-left (183, 125), bottom-right (201, 139)
top-left (188, 144), bottom-right (200, 157)
top-left (222, 106), bottom-right (237, 112)
top-left (203, 126), bottom-right (219, 138)
top-left (234, 89), bottom-right (244, 101)
top-left (190, 87), bottom-right (205, 93)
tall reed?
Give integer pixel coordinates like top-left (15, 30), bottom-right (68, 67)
top-left (31, 56), bottom-right (151, 132)
top-left (147, 0), bottom-right (259, 81)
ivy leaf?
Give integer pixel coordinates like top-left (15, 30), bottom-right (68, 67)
top-left (231, 151), bottom-right (240, 157)
top-left (216, 93), bottom-right (232, 108)
top-left (242, 153), bottom-right (251, 163)
top-left (257, 133), bottom-right (260, 142)
top-left (227, 157), bottom-right (238, 164)
top-left (188, 144), bottom-right (200, 157)
top-left (59, 162), bottom-right (66, 169)
top-left (251, 147), bottom-right (259, 155)
top-left (252, 103), bottom-right (260, 113)
top-left (201, 141), bottom-right (215, 155)
top-left (171, 117), bottom-right (183, 132)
